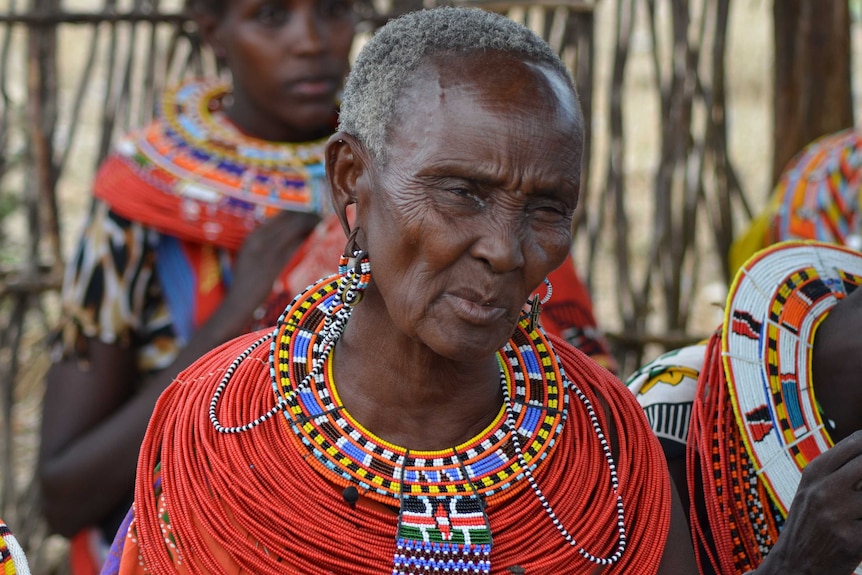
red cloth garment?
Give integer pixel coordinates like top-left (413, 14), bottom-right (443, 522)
top-left (69, 529), bottom-right (103, 575)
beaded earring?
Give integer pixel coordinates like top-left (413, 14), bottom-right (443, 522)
top-left (337, 227), bottom-right (371, 307)
top-left (210, 229), bottom-right (371, 435)
top-left (527, 277), bottom-right (553, 332)
top-left (316, 228), bottom-right (370, 347)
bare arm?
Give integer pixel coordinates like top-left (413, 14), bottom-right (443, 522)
top-left (38, 210), bottom-right (319, 537)
top-left (656, 477), bottom-right (698, 575)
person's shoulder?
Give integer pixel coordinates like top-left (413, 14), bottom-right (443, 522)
top-left (549, 333), bottom-right (615, 380)
top-left (174, 328), bottom-right (275, 388)
top-left (147, 328), bottom-right (275, 446)
top-left (624, 342), bottom-right (708, 405)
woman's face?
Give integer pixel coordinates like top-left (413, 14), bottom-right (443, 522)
top-left (353, 52), bottom-right (583, 361)
top-left (210, 0), bottom-right (355, 142)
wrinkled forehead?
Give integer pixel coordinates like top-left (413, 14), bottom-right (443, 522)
top-left (369, 50), bottom-right (584, 198)
top-left (386, 50), bottom-right (583, 151)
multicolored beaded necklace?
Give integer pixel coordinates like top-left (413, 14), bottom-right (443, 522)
top-left (208, 261), bottom-right (628, 573)
top-left (149, 78), bottom-right (330, 213)
top-left (94, 78), bottom-right (331, 250)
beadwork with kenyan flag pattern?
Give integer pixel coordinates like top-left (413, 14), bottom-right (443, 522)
top-left (274, 277), bottom-right (564, 573)
top-left (104, 273), bottom-right (672, 574)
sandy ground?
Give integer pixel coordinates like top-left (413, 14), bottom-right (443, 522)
top-left (4, 0), bottom-right (861, 569)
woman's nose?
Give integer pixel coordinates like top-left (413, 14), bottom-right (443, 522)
top-left (285, 6), bottom-right (325, 55)
top-left (471, 220), bottom-right (526, 274)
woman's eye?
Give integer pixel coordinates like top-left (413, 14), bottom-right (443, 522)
top-left (255, 3), bottom-right (289, 25)
top-left (539, 205), bottom-right (565, 215)
top-left (532, 202), bottom-right (569, 222)
top-left (450, 188), bottom-right (486, 208)
top-left (535, 207), bottom-right (572, 223)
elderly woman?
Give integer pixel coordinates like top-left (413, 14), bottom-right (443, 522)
top-left (101, 7), bottom-right (695, 574)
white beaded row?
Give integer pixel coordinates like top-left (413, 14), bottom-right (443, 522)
top-left (208, 263), bottom-right (627, 567)
top-left (209, 333), bottom-right (283, 434)
top-left (210, 259), bottom-right (366, 434)
top-left (540, 277), bottom-right (553, 305)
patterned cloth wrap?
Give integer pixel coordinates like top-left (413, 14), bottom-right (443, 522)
top-left (100, 274), bottom-right (671, 575)
top-left (730, 129), bottom-right (862, 272)
top-left (624, 342), bottom-right (707, 460)
top-left (0, 519), bottom-right (31, 575)
top-left (627, 240), bottom-right (862, 575)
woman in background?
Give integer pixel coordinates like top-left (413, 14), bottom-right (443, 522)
top-left (627, 241), bottom-right (862, 575)
top-left (729, 129), bottom-right (862, 271)
top-left (37, 0), bottom-right (356, 572)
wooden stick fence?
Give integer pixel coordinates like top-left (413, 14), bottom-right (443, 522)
top-left (0, 0), bottom-right (755, 569)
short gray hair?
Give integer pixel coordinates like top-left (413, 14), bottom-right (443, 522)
top-left (338, 6), bottom-right (577, 162)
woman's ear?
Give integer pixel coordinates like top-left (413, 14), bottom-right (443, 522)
top-left (326, 132), bottom-right (372, 238)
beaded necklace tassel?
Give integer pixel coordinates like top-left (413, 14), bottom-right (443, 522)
top-left (393, 495), bottom-right (492, 575)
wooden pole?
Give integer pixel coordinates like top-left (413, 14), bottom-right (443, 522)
top-left (772, 0), bottom-right (853, 184)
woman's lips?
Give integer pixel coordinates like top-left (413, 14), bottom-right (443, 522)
top-left (286, 77), bottom-right (338, 98)
top-left (447, 293), bottom-right (508, 325)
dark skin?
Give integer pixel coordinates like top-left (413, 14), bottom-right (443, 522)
top-left (325, 51), bottom-right (696, 573)
top-left (202, 0), bottom-right (354, 142)
top-left (665, 284), bottom-right (862, 575)
top-left (38, 0), bottom-right (355, 538)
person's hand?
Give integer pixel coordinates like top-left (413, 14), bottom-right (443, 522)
top-left (231, 210), bottom-right (320, 304)
top-left (756, 430), bottom-right (862, 575)
top-left (209, 210), bottom-right (320, 339)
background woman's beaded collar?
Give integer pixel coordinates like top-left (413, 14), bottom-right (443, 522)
top-left (116, 78), bottom-right (331, 218)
